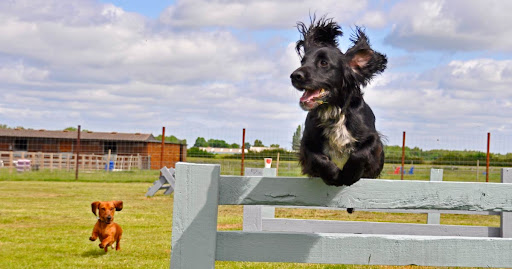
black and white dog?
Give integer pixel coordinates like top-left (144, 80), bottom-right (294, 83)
top-left (290, 16), bottom-right (387, 186)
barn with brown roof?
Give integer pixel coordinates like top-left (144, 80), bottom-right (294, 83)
top-left (0, 129), bottom-right (186, 170)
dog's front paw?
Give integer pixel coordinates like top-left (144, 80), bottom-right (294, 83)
top-left (99, 243), bottom-right (104, 249)
top-left (89, 236), bottom-right (96, 241)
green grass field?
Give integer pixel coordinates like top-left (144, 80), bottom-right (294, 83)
top-left (0, 165), bottom-right (502, 269)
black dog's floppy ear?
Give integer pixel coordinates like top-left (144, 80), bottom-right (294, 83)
top-left (295, 15), bottom-right (343, 58)
top-left (91, 201), bottom-right (100, 216)
top-left (345, 27), bottom-right (387, 86)
top-left (114, 200), bottom-right (123, 211)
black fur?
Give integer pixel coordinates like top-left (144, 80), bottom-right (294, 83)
top-left (290, 15), bottom-right (386, 186)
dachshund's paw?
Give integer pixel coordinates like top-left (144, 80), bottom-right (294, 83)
top-left (99, 243), bottom-right (104, 248)
top-left (89, 236), bottom-right (96, 241)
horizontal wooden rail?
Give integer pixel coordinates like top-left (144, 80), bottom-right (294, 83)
top-left (216, 231), bottom-right (512, 267)
top-left (219, 176), bottom-right (512, 211)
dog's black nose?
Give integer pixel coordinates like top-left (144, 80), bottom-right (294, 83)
top-left (290, 70), bottom-right (305, 82)
top-left (107, 216), bottom-right (112, 220)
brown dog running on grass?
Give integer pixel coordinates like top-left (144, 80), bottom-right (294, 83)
top-left (89, 200), bottom-right (123, 252)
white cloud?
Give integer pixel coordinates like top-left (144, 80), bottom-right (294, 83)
top-left (159, 0), bottom-right (368, 29)
top-left (365, 58), bottom-right (512, 141)
top-left (384, 0), bottom-right (512, 51)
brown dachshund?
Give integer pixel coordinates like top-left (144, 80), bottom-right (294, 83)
top-left (89, 200), bottom-right (123, 252)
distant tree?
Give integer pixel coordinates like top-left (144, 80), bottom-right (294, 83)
top-left (230, 143), bottom-right (240, 148)
top-left (253, 139), bottom-right (264, 147)
top-left (270, 144), bottom-right (280, 148)
top-left (194, 137), bottom-right (208, 147)
top-left (187, 147), bottom-right (215, 158)
top-left (244, 142), bottom-right (251, 150)
top-left (292, 125), bottom-right (302, 151)
top-left (156, 135), bottom-right (186, 144)
top-left (207, 139), bottom-right (230, 148)
top-left (64, 127), bottom-right (77, 131)
top-left (0, 124), bottom-right (9, 129)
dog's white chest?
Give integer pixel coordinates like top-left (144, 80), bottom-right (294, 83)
top-left (321, 112), bottom-right (356, 170)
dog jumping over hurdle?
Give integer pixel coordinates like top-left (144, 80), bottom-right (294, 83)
top-left (290, 15), bottom-right (387, 187)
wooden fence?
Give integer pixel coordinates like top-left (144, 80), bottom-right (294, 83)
top-left (243, 168), bottom-right (507, 237)
top-left (0, 151), bottom-right (148, 171)
top-left (170, 162), bottom-right (512, 268)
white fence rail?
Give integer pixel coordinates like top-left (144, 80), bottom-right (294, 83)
top-left (170, 163), bottom-right (512, 268)
top-left (243, 168), bottom-right (507, 238)
top-left (0, 151), bottom-right (147, 171)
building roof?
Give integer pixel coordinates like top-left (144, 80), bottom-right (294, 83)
top-left (0, 128), bottom-right (165, 143)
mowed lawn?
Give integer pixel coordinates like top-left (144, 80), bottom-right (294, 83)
top-left (0, 178), bottom-right (500, 268)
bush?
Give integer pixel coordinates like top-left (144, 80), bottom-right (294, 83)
top-left (187, 147), bottom-right (215, 158)
top-left (221, 149), bottom-right (299, 161)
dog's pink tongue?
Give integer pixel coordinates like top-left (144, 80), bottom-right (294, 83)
top-left (300, 89), bottom-right (321, 103)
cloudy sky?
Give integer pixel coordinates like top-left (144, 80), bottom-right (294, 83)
top-left (1, 0), bottom-right (512, 152)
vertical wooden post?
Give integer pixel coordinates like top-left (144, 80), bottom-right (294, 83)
top-left (58, 153), bottom-right (62, 170)
top-left (427, 169), bottom-right (443, 224)
top-left (89, 154), bottom-right (93, 170)
top-left (501, 168), bottom-right (512, 238)
top-left (401, 131), bottom-right (406, 180)
top-left (75, 125), bottom-right (81, 180)
top-left (8, 151), bottom-right (13, 173)
top-left (476, 159), bottom-right (479, 181)
top-left (276, 152), bottom-right (280, 176)
top-left (50, 153), bottom-right (54, 171)
top-left (243, 168), bottom-right (277, 232)
top-left (128, 155), bottom-right (133, 170)
top-left (241, 128), bottom-right (246, 176)
top-left (160, 126), bottom-right (165, 170)
top-left (171, 163), bottom-right (220, 269)
top-left (39, 152), bottom-right (44, 170)
top-left (486, 132), bottom-right (490, 182)
top-left (107, 149), bottom-right (111, 172)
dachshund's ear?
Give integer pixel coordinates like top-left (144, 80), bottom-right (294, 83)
top-left (114, 201), bottom-right (123, 211)
top-left (91, 201), bottom-right (101, 216)
top-left (345, 27), bottom-right (387, 86)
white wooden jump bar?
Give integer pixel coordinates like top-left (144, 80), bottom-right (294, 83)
top-left (219, 176), bottom-right (512, 211)
top-left (260, 218), bottom-right (501, 237)
top-left (216, 231), bottom-right (512, 267)
top-left (170, 163), bottom-right (512, 268)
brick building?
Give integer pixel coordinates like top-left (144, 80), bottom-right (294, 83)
top-left (0, 129), bottom-right (186, 170)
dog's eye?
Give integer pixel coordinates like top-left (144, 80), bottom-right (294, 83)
top-left (319, 60), bottom-right (328, 67)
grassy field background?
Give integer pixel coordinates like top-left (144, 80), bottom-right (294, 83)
top-left (0, 164), bottom-right (503, 269)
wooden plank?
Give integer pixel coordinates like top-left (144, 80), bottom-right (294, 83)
top-left (261, 218), bottom-right (501, 237)
top-left (243, 168), bottom-right (277, 231)
top-left (145, 177), bottom-right (167, 197)
top-left (49, 153), bottom-right (54, 171)
top-left (218, 176), bottom-right (512, 211)
top-left (427, 169), bottom-right (443, 224)
top-left (216, 231), bottom-right (512, 267)
top-left (8, 151), bottom-right (13, 173)
top-left (160, 167), bottom-right (175, 189)
top-left (170, 163), bottom-right (220, 269)
top-left (275, 206), bottom-right (500, 215)
top-left (502, 168), bottom-right (512, 238)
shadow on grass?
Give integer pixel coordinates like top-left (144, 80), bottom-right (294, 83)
top-left (81, 249), bottom-right (108, 258)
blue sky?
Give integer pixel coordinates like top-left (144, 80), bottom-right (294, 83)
top-left (1, 0), bottom-right (512, 153)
